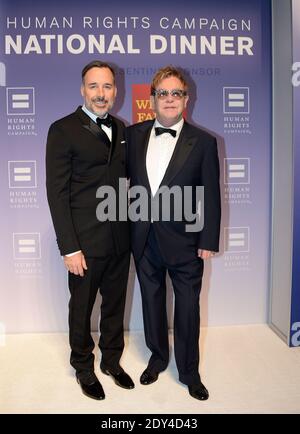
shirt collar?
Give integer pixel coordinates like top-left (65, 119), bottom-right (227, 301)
top-left (81, 105), bottom-right (109, 125)
top-left (153, 117), bottom-right (184, 135)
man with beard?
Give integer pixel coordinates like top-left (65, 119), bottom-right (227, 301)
top-left (46, 61), bottom-right (134, 400)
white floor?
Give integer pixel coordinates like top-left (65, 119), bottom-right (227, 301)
top-left (1, 325), bottom-right (300, 414)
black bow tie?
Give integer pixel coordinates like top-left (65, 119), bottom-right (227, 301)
top-left (96, 115), bottom-right (112, 128)
top-left (155, 127), bottom-right (176, 138)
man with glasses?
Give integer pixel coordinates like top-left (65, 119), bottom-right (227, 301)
top-left (126, 66), bottom-right (221, 401)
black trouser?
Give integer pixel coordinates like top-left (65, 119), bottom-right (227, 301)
top-left (68, 251), bottom-right (130, 380)
top-left (135, 227), bottom-right (203, 386)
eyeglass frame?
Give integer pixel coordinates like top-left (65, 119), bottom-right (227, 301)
top-left (151, 88), bottom-right (188, 99)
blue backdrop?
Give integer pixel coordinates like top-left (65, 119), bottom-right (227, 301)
top-left (290, 0), bottom-right (300, 347)
top-left (0, 0), bottom-right (272, 333)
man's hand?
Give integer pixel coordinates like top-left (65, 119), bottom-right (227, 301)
top-left (63, 252), bottom-right (88, 277)
top-left (197, 249), bottom-right (216, 259)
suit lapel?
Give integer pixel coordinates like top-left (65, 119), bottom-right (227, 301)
top-left (135, 121), bottom-right (153, 193)
top-left (108, 118), bottom-right (118, 164)
top-left (76, 106), bottom-right (111, 146)
top-left (158, 122), bottom-right (197, 189)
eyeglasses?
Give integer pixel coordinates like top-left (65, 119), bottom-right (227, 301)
top-left (151, 89), bottom-right (188, 100)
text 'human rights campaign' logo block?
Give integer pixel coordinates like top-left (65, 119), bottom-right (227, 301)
top-left (223, 87), bottom-right (249, 114)
top-left (224, 158), bottom-right (250, 184)
top-left (6, 87), bottom-right (35, 115)
top-left (8, 161), bottom-right (37, 188)
top-left (224, 227), bottom-right (250, 253)
top-left (13, 233), bottom-right (41, 260)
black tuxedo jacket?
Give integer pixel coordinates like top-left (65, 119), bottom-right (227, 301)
top-left (46, 106), bottom-right (129, 257)
top-left (126, 120), bottom-right (221, 264)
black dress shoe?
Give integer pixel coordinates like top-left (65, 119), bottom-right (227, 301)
top-left (100, 366), bottom-right (135, 389)
top-left (140, 369), bottom-right (159, 385)
top-left (188, 382), bottom-right (209, 401)
top-left (76, 374), bottom-right (105, 400)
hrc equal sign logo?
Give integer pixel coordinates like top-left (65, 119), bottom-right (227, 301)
top-left (13, 166), bottom-right (31, 182)
top-left (11, 92), bottom-right (30, 109)
top-left (224, 227), bottom-right (249, 253)
top-left (223, 87), bottom-right (249, 114)
top-left (224, 158), bottom-right (250, 184)
top-left (6, 87), bottom-right (35, 115)
top-left (227, 92), bottom-right (245, 109)
top-left (8, 161), bottom-right (37, 188)
top-left (18, 238), bottom-right (36, 254)
top-left (13, 233), bottom-right (41, 259)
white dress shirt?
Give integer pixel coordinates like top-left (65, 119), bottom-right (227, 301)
top-left (146, 118), bottom-right (184, 196)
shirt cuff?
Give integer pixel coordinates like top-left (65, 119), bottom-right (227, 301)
top-left (64, 250), bottom-right (81, 257)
